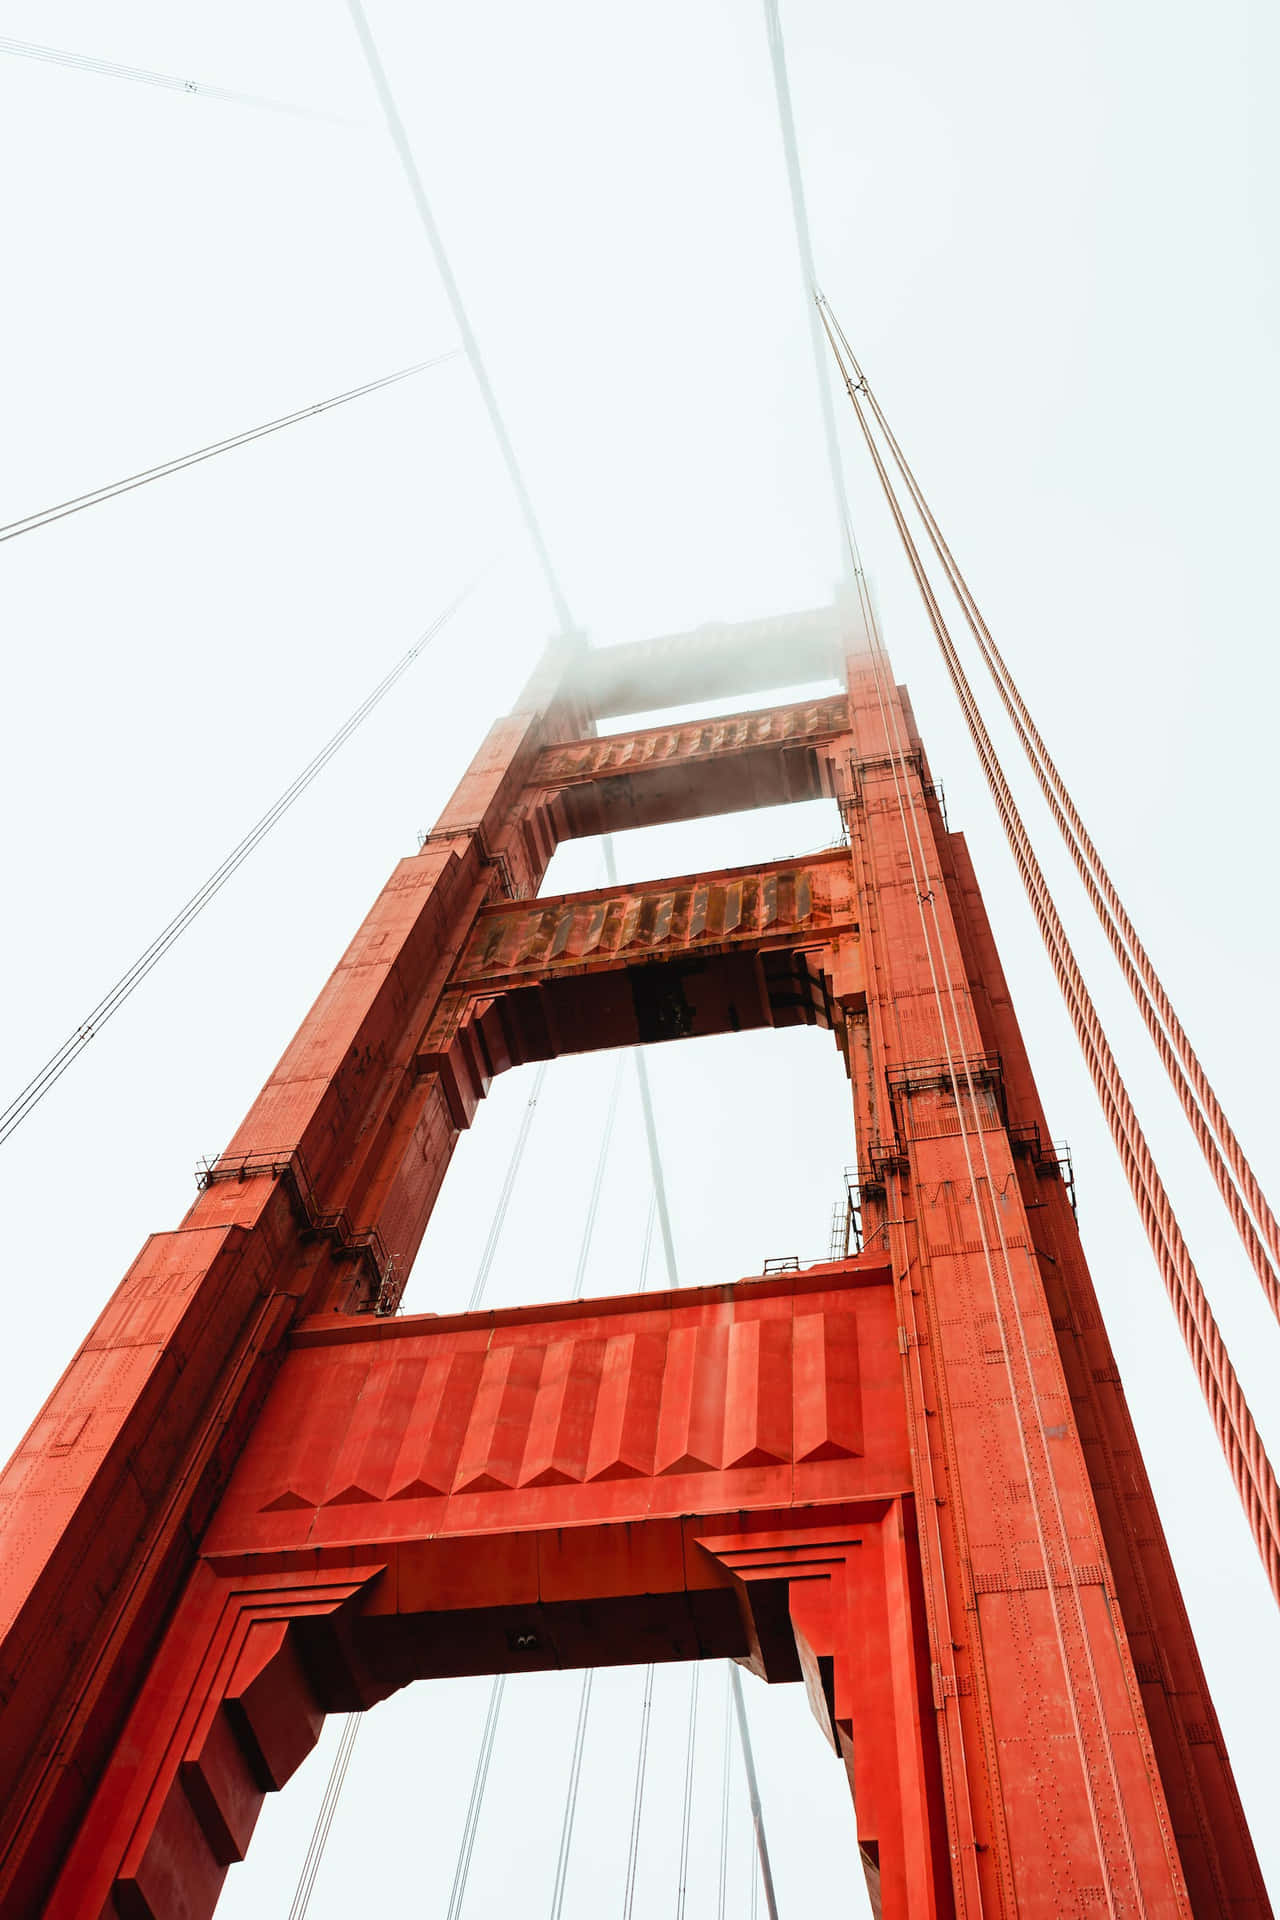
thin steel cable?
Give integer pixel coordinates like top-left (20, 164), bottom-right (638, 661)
top-left (717, 1670), bottom-right (733, 1920)
top-left (601, 836), bottom-right (681, 1286)
top-left (0, 353), bottom-right (459, 547)
top-left (445, 1675), bottom-right (507, 1920)
top-left (548, 1670), bottom-right (595, 1920)
top-left (0, 34), bottom-right (358, 124)
top-left (572, 1055), bottom-right (625, 1298)
top-left (729, 1669), bottom-right (779, 1920)
top-left (0, 575), bottom-right (486, 1147)
top-left (836, 295), bottom-right (1235, 1889)
top-left (287, 1711), bottom-right (361, 1920)
top-left (675, 1665), bottom-right (701, 1920)
top-left (842, 338), bottom-right (1280, 1324)
top-left (543, 1054), bottom-right (626, 1912)
top-left (760, 0), bottom-right (854, 582)
top-left (621, 1664), bottom-right (656, 1920)
top-left (346, 0), bottom-right (574, 634)
top-left (467, 1063), bottom-right (550, 1310)
top-left (636, 1193), bottom-right (658, 1293)
top-left (822, 299), bottom-right (1280, 1609)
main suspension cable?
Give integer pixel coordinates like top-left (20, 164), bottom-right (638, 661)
top-left (760, 0), bottom-right (854, 584)
top-left (0, 353), bottom-right (459, 547)
top-left (844, 445), bottom-right (1133, 1908)
top-left (0, 33), bottom-right (358, 123)
top-left (829, 322), bottom-right (1280, 1325)
top-left (346, 0), bottom-right (574, 634)
top-left (821, 299), bottom-right (1280, 1605)
top-left (0, 574), bottom-right (487, 1148)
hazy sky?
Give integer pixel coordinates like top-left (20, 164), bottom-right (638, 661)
top-left (1, 2), bottom-right (1278, 1914)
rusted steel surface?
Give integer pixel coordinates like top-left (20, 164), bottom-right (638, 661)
top-left (532, 695), bottom-right (848, 787)
top-left (452, 849), bottom-right (852, 988)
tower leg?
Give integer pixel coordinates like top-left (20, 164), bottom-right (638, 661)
top-left (701, 1506), bottom-right (953, 1919)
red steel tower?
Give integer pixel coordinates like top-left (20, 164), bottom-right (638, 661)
top-left (0, 608), bottom-right (1268, 1916)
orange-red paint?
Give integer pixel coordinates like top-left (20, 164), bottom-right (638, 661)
top-left (0, 614), bottom-right (1266, 1916)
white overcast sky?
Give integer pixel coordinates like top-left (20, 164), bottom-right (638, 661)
top-left (1, 3), bottom-right (1278, 1914)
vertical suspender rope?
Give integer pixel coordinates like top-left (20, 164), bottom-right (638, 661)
top-left (826, 317), bottom-right (1280, 1323)
top-left (572, 1057), bottom-right (625, 1299)
top-left (546, 1057), bottom-right (628, 1918)
top-left (602, 836), bottom-right (681, 1287)
top-left (468, 1063), bottom-right (550, 1309)
top-left (717, 1670), bottom-right (733, 1920)
top-left (548, 1671), bottom-right (596, 1920)
top-left (730, 1668), bottom-right (781, 1920)
top-left (675, 1664), bottom-right (702, 1920)
top-left (820, 296), bottom-right (1280, 1608)
top-left (445, 1674), bottom-right (508, 1920)
top-left (620, 1663), bottom-right (656, 1920)
top-left (286, 1713), bottom-right (361, 1920)
top-left (636, 1193), bottom-right (658, 1291)
top-left (761, 7), bottom-right (1123, 1881)
top-left (844, 460), bottom-right (1131, 1909)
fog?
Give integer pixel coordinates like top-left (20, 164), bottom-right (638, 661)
top-left (1, 2), bottom-right (1277, 1913)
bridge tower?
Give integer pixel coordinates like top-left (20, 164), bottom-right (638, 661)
top-left (0, 609), bottom-right (1268, 1917)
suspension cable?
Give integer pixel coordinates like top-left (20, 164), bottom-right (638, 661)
top-left (675, 1664), bottom-right (701, 1920)
top-left (0, 574), bottom-right (487, 1148)
top-left (621, 1664), bottom-right (656, 1920)
top-left (0, 33), bottom-right (357, 123)
top-left (844, 445), bottom-right (1141, 1913)
top-left (821, 297), bottom-right (1280, 1609)
top-left (838, 523), bottom-right (996, 1912)
top-left (601, 837), bottom-right (682, 1287)
top-left (831, 324), bottom-right (1280, 1326)
top-left (760, 0), bottom-right (854, 583)
top-left (548, 1671), bottom-right (595, 1920)
top-left (717, 1669), bottom-right (733, 1920)
top-left (467, 1063), bottom-right (549, 1309)
top-left (620, 1201), bottom-right (660, 1916)
top-left (542, 1050), bottom-right (631, 1914)
top-left (572, 1056), bottom-right (625, 1298)
top-left (636, 1193), bottom-right (658, 1292)
top-left (345, 0), bottom-right (574, 634)
top-left (445, 1674), bottom-right (508, 1920)
top-left (286, 1711), bottom-right (361, 1920)
top-left (0, 353), bottom-right (459, 547)
top-left (729, 1668), bottom-right (780, 1920)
